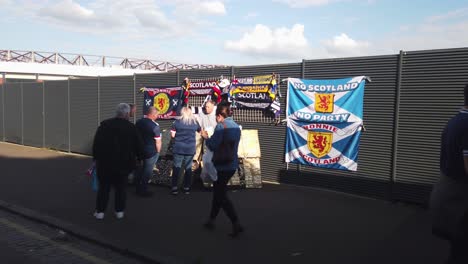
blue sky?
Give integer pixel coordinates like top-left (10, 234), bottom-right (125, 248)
top-left (1, 0), bottom-right (468, 66)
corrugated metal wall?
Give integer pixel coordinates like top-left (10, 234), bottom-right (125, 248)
top-left (22, 82), bottom-right (44, 147)
top-left (44, 80), bottom-right (69, 152)
top-left (4, 82), bottom-right (22, 144)
top-left (69, 79), bottom-right (98, 155)
top-left (99, 76), bottom-right (134, 123)
top-left (394, 48), bottom-right (468, 203)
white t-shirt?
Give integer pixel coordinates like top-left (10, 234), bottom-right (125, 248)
top-left (194, 106), bottom-right (217, 137)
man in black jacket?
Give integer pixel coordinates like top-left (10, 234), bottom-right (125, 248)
top-left (92, 103), bottom-right (143, 220)
top-left (430, 84), bottom-right (468, 263)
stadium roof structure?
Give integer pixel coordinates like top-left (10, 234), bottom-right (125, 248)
top-left (0, 50), bottom-right (228, 79)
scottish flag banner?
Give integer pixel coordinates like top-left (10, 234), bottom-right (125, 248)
top-left (142, 87), bottom-right (184, 119)
top-left (285, 76), bottom-right (367, 171)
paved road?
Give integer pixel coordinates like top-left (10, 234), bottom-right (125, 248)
top-left (0, 208), bottom-right (148, 264)
top-left (0, 142), bottom-right (450, 264)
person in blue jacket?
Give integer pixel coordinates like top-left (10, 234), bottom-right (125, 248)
top-left (170, 107), bottom-right (201, 195)
top-left (201, 102), bottom-right (244, 237)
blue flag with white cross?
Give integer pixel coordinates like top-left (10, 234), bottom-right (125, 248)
top-left (285, 76), bottom-right (367, 171)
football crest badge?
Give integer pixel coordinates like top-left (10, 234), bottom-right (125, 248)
top-left (154, 93), bottom-right (170, 114)
top-left (315, 93), bottom-right (335, 113)
top-left (308, 131), bottom-right (333, 158)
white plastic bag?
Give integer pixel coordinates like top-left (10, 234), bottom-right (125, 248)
top-left (201, 150), bottom-right (217, 182)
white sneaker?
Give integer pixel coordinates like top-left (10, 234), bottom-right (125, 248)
top-left (93, 212), bottom-right (104, 220)
top-left (115, 212), bottom-right (124, 219)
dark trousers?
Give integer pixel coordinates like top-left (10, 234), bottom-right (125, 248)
top-left (447, 212), bottom-right (468, 264)
top-left (210, 170), bottom-right (239, 223)
top-left (135, 154), bottom-right (158, 194)
top-left (96, 167), bottom-right (128, 213)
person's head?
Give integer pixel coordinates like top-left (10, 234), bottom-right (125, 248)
top-left (180, 106), bottom-right (197, 125)
top-left (204, 100), bottom-right (215, 114)
top-left (215, 102), bottom-right (232, 123)
top-left (145, 107), bottom-right (159, 121)
top-left (465, 84), bottom-right (468, 107)
top-left (116, 103), bottom-right (131, 120)
top-left (129, 103), bottom-right (136, 118)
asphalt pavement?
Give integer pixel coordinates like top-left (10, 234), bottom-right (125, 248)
top-left (0, 142), bottom-right (449, 264)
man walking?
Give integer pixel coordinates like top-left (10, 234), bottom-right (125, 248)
top-left (135, 107), bottom-right (161, 197)
top-left (430, 84), bottom-right (468, 263)
top-left (92, 103), bottom-right (143, 219)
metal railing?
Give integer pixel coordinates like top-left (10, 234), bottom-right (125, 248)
top-left (0, 50), bottom-right (229, 72)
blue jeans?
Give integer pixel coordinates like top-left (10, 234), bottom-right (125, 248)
top-left (136, 153), bottom-right (159, 193)
top-left (172, 154), bottom-right (194, 190)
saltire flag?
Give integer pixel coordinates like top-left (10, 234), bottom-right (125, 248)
top-left (285, 76), bottom-right (367, 171)
top-left (142, 87), bottom-right (184, 119)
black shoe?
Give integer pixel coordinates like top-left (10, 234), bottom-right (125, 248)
top-left (171, 189), bottom-right (178, 195)
top-left (229, 224), bottom-right (244, 238)
top-left (136, 191), bottom-right (154, 198)
top-left (203, 221), bottom-right (215, 231)
top-left (183, 188), bottom-right (190, 194)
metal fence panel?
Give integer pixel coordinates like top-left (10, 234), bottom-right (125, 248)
top-left (394, 48), bottom-right (468, 204)
top-left (22, 82), bottom-right (44, 147)
top-left (99, 76), bottom-right (134, 122)
top-left (44, 80), bottom-right (69, 151)
top-left (179, 68), bottom-right (233, 80)
top-left (70, 78), bottom-right (98, 155)
top-left (4, 82), bottom-right (22, 144)
top-left (234, 63), bottom-right (302, 79)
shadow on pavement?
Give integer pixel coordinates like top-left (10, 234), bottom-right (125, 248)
top-left (0, 142), bottom-right (449, 264)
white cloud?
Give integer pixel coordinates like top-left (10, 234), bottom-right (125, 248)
top-left (426, 7), bottom-right (468, 23)
top-left (273, 0), bottom-right (373, 8)
top-left (21, 0), bottom-right (226, 36)
top-left (273, 0), bottom-right (335, 7)
top-left (322, 33), bottom-right (370, 57)
top-left (375, 8), bottom-right (468, 54)
top-left (244, 12), bottom-right (259, 20)
top-left (39, 0), bottom-right (105, 26)
top-left (40, 0), bottom-right (93, 20)
top-left (224, 24), bottom-right (309, 59)
top-left (168, 0), bottom-right (226, 16)
top-left (133, 6), bottom-right (171, 30)
top-left (198, 1), bottom-right (226, 15)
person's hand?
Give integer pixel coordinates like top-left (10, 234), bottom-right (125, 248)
top-left (201, 129), bottom-right (209, 139)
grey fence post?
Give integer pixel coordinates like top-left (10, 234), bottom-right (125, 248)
top-left (390, 50), bottom-right (405, 201)
top-left (42, 81), bottom-right (45, 148)
top-left (176, 70), bottom-right (180, 85)
top-left (2, 72), bottom-right (5, 141)
top-left (67, 77), bottom-right (71, 153)
top-left (133, 73), bottom-right (137, 123)
top-left (97, 76), bottom-right (101, 125)
top-left (296, 59), bottom-right (307, 176)
top-left (231, 66), bottom-right (235, 78)
top-left (21, 82), bottom-right (24, 145)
